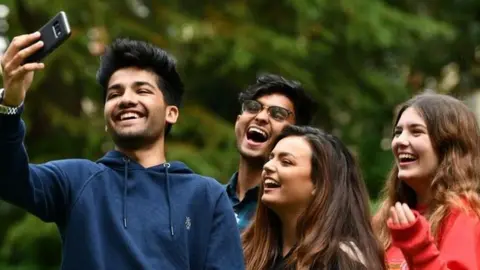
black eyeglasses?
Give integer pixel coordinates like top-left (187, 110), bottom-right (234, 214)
top-left (241, 100), bottom-right (293, 121)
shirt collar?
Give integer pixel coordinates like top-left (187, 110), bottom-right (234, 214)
top-left (226, 172), bottom-right (239, 197)
top-left (226, 172), bottom-right (259, 201)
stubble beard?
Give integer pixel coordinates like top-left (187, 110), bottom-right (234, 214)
top-left (110, 127), bottom-right (161, 151)
top-left (237, 144), bottom-right (269, 166)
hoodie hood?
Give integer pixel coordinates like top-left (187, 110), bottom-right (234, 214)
top-left (98, 150), bottom-right (194, 174)
top-left (96, 150), bottom-right (193, 236)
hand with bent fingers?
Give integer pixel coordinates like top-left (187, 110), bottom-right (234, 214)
top-left (1, 32), bottom-right (45, 107)
top-left (388, 202), bottom-right (416, 226)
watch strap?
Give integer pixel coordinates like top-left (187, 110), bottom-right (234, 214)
top-left (0, 89), bottom-right (24, 115)
top-left (0, 103), bottom-right (23, 115)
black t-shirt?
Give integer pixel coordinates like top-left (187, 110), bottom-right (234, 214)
top-left (269, 248), bottom-right (294, 270)
top-left (269, 249), bottom-right (340, 270)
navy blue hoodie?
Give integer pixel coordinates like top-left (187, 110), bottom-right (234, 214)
top-left (0, 112), bottom-right (245, 270)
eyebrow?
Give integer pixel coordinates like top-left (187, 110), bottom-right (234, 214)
top-left (107, 81), bottom-right (157, 92)
top-left (395, 123), bottom-right (427, 129)
top-left (272, 152), bottom-right (296, 159)
top-left (256, 99), bottom-right (287, 109)
top-left (133, 81), bottom-right (156, 89)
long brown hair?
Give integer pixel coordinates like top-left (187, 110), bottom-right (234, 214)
top-left (373, 93), bottom-right (480, 248)
top-left (242, 125), bottom-right (386, 270)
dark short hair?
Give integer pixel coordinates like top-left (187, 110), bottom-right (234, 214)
top-left (238, 73), bottom-right (316, 125)
top-left (96, 38), bottom-right (184, 135)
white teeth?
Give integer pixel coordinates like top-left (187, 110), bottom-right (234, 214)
top-left (398, 153), bottom-right (416, 160)
top-left (120, 112), bottom-right (140, 120)
top-left (264, 179), bottom-right (280, 186)
top-left (248, 127), bottom-right (267, 137)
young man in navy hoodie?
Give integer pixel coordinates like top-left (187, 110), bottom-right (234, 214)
top-left (226, 74), bottom-right (316, 231)
top-left (0, 32), bottom-right (244, 269)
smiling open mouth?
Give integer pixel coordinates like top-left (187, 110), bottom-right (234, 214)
top-left (398, 153), bottom-right (417, 163)
top-left (116, 111), bottom-right (145, 122)
top-left (264, 179), bottom-right (281, 188)
top-left (246, 127), bottom-right (268, 143)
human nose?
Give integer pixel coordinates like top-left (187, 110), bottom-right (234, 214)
top-left (118, 88), bottom-right (138, 108)
top-left (263, 159), bottom-right (276, 174)
top-left (392, 131), bottom-right (409, 149)
top-left (254, 106), bottom-right (269, 123)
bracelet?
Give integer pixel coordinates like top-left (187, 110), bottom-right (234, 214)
top-left (0, 88), bottom-right (24, 115)
top-left (0, 103), bottom-right (23, 115)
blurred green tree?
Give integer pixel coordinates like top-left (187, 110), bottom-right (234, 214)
top-left (0, 0), bottom-right (478, 268)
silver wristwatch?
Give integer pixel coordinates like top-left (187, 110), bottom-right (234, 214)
top-left (0, 88), bottom-right (23, 115)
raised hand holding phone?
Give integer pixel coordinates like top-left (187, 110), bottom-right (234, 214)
top-left (0, 32), bottom-right (45, 107)
top-left (1, 11), bottom-right (71, 107)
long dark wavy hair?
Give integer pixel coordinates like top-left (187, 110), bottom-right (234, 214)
top-left (242, 125), bottom-right (386, 270)
top-left (373, 93), bottom-right (480, 248)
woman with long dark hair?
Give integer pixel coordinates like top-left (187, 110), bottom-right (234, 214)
top-left (373, 93), bottom-right (480, 269)
top-left (242, 125), bottom-right (386, 269)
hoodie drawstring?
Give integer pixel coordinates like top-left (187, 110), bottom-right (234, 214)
top-left (123, 158), bottom-right (129, 229)
top-left (164, 163), bottom-right (174, 237)
top-left (120, 158), bottom-right (173, 237)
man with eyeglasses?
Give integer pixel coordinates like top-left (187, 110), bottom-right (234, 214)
top-left (226, 73), bottom-right (316, 231)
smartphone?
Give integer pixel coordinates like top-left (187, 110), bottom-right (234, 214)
top-left (23, 11), bottom-right (72, 64)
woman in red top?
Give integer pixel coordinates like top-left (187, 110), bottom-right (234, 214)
top-left (373, 93), bottom-right (480, 269)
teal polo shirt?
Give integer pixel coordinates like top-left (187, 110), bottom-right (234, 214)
top-left (225, 172), bottom-right (259, 231)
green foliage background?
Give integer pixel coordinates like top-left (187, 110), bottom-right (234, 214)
top-left (1, 0), bottom-right (479, 268)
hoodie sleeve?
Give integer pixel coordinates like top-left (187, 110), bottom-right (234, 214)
top-left (0, 114), bottom-right (73, 223)
top-left (204, 189), bottom-right (245, 270)
top-left (388, 208), bottom-right (480, 269)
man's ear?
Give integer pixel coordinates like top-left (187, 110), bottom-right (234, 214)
top-left (165, 105), bottom-right (179, 124)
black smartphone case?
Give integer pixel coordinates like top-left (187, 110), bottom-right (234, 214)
top-left (24, 11), bottom-right (71, 64)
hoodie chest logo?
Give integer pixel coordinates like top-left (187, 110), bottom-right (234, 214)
top-left (185, 216), bottom-right (191, 230)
